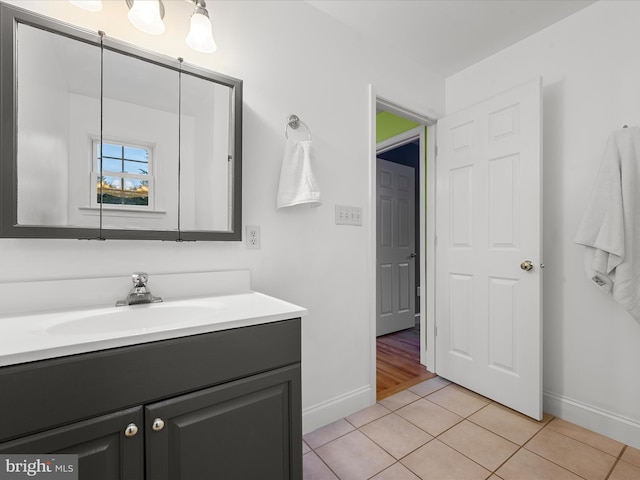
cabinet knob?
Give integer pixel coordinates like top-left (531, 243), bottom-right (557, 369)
top-left (124, 423), bottom-right (139, 438)
top-left (152, 418), bottom-right (165, 432)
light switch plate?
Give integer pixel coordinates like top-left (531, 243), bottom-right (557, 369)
top-left (335, 205), bottom-right (362, 226)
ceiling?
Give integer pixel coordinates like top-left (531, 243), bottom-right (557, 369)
top-left (305, 0), bottom-right (597, 76)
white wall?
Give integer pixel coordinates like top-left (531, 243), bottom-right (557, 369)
top-left (446, 0), bottom-right (640, 447)
top-left (0, 1), bottom-right (445, 433)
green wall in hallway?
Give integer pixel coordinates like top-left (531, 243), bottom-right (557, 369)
top-left (376, 111), bottom-right (420, 143)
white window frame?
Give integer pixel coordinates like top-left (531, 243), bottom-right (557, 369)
top-left (90, 138), bottom-right (156, 211)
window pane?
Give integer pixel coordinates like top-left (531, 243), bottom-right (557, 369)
top-left (102, 158), bottom-right (123, 173)
top-left (97, 176), bottom-right (148, 206)
top-left (123, 160), bottom-right (148, 174)
top-left (102, 143), bottom-right (122, 159)
top-left (124, 146), bottom-right (148, 162)
top-left (124, 178), bottom-right (142, 190)
top-left (100, 176), bottom-right (122, 190)
top-left (97, 175), bottom-right (120, 205)
top-left (124, 179), bottom-right (149, 204)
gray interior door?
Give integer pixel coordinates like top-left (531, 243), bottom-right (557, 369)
top-left (377, 158), bottom-right (416, 336)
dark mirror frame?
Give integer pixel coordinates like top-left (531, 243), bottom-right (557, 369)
top-left (0, 3), bottom-right (242, 241)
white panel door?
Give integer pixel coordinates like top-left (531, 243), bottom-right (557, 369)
top-left (377, 159), bottom-right (416, 336)
top-left (435, 79), bottom-right (543, 419)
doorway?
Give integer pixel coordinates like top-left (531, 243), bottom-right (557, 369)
top-left (374, 104), bottom-right (436, 400)
top-left (371, 81), bottom-right (542, 418)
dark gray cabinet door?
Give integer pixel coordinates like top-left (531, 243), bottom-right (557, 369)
top-left (145, 364), bottom-right (302, 480)
top-left (0, 407), bottom-right (144, 480)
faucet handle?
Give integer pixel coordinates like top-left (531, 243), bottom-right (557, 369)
top-left (131, 272), bottom-right (148, 286)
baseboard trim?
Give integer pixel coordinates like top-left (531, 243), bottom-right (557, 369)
top-left (302, 385), bottom-right (372, 435)
top-left (544, 390), bottom-right (640, 449)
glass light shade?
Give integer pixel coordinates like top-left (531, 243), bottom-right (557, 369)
top-left (185, 13), bottom-right (217, 53)
top-left (127, 0), bottom-right (165, 35)
top-left (68, 0), bottom-right (103, 12)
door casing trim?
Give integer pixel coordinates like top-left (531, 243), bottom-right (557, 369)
top-left (369, 86), bottom-right (439, 404)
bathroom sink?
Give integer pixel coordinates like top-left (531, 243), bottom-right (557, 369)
top-left (33, 300), bottom-right (226, 336)
top-left (1, 290), bottom-right (306, 368)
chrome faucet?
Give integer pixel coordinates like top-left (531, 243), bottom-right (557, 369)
top-left (116, 273), bottom-right (163, 306)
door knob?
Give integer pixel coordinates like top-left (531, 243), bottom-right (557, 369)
top-left (520, 260), bottom-right (534, 271)
top-left (152, 418), bottom-right (165, 432)
top-left (409, 253), bottom-right (417, 258)
top-left (124, 423), bottom-right (139, 438)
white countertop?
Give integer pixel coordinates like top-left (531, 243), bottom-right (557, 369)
top-left (0, 292), bottom-right (307, 367)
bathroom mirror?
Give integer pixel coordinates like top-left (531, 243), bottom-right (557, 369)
top-left (0, 4), bottom-right (242, 240)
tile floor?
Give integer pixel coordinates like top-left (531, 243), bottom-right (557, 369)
top-left (303, 377), bottom-right (640, 480)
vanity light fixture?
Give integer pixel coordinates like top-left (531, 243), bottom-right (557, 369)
top-left (126, 0), bottom-right (165, 35)
top-left (68, 0), bottom-right (103, 12)
top-left (70, 0), bottom-right (217, 53)
top-left (185, 0), bottom-right (217, 53)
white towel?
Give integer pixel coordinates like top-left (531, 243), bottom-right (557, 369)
top-left (276, 139), bottom-right (321, 209)
top-left (575, 126), bottom-right (640, 323)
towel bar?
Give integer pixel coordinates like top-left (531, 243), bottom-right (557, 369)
top-left (285, 114), bottom-right (312, 141)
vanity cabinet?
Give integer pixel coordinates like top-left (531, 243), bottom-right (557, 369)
top-left (146, 365), bottom-right (298, 479)
top-left (0, 318), bottom-right (302, 480)
top-left (0, 407), bottom-right (144, 480)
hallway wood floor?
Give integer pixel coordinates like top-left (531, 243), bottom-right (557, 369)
top-left (376, 327), bottom-right (436, 400)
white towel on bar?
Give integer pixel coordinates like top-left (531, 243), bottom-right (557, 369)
top-left (575, 126), bottom-right (640, 324)
top-left (276, 139), bottom-right (321, 209)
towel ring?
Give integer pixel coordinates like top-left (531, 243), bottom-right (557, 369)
top-left (285, 114), bottom-right (312, 141)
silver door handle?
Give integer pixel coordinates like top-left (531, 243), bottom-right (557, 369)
top-left (520, 260), bottom-right (534, 271)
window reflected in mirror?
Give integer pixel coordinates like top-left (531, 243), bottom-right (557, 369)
top-left (100, 47), bottom-right (179, 232)
top-left (94, 142), bottom-right (151, 207)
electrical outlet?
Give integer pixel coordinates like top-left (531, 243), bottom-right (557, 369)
top-left (246, 225), bottom-right (261, 249)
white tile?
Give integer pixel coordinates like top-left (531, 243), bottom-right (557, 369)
top-left (408, 376), bottom-right (451, 397)
top-left (360, 413), bottom-right (432, 459)
top-left (303, 451), bottom-right (338, 480)
top-left (379, 390), bottom-right (421, 411)
top-left (346, 403), bottom-right (391, 428)
top-left (316, 430), bottom-right (395, 480)
top-left (303, 418), bottom-right (354, 449)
